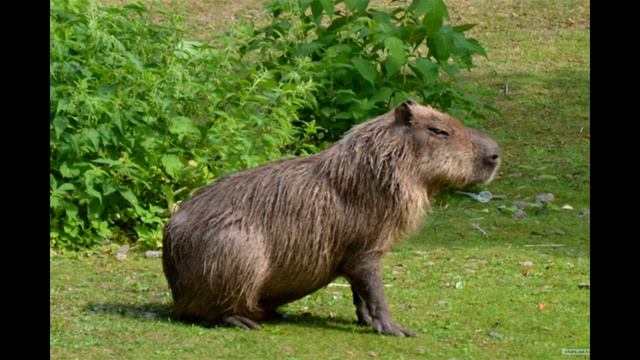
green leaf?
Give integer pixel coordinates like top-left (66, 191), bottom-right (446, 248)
top-left (410, 58), bottom-right (439, 82)
top-left (101, 178), bottom-right (118, 196)
top-left (50, 174), bottom-right (57, 190)
top-left (351, 57), bottom-right (376, 86)
top-left (169, 116), bottom-right (199, 136)
top-left (346, 0), bottom-right (369, 13)
top-left (463, 37), bottom-right (487, 57)
top-left (423, 0), bottom-right (448, 36)
top-left (442, 62), bottom-right (460, 75)
top-left (92, 158), bottom-right (120, 167)
top-left (160, 184), bottom-right (175, 208)
top-left (319, 0), bottom-right (334, 19)
top-left (384, 57), bottom-right (401, 76)
top-left (429, 31), bottom-right (452, 61)
top-left (384, 36), bottom-right (406, 65)
top-left (52, 116), bottom-right (69, 140)
top-left (161, 154), bottom-right (183, 178)
top-left (453, 23), bottom-right (476, 32)
top-left (371, 87), bottom-right (393, 104)
top-left (299, 0), bottom-right (313, 11)
top-left (294, 41), bottom-right (324, 57)
top-left (335, 112), bottom-right (353, 119)
top-left (119, 188), bottom-right (139, 207)
top-left (408, 0), bottom-right (431, 17)
top-left (83, 171), bottom-right (102, 203)
top-left (57, 183), bottom-right (76, 192)
top-left (59, 162), bottom-right (80, 178)
top-left (85, 128), bottom-right (100, 151)
top-left (310, 0), bottom-right (323, 22)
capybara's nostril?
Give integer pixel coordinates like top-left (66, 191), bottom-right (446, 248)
top-left (485, 154), bottom-right (500, 166)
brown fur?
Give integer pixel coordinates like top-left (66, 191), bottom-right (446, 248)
top-left (162, 101), bottom-right (500, 334)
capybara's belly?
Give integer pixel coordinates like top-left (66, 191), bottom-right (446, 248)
top-left (258, 269), bottom-right (340, 310)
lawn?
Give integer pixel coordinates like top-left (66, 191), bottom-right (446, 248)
top-left (50, 0), bottom-right (590, 358)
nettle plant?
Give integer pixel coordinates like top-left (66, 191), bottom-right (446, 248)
top-left (249, 0), bottom-right (495, 141)
top-left (50, 0), bottom-right (317, 250)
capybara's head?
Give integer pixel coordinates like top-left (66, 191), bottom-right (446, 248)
top-left (395, 100), bottom-right (500, 190)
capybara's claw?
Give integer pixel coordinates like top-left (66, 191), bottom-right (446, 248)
top-left (356, 314), bottom-right (373, 326)
top-left (372, 319), bottom-right (417, 337)
top-left (223, 315), bottom-right (261, 330)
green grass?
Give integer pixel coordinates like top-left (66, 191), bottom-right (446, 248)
top-left (51, 0), bottom-right (590, 358)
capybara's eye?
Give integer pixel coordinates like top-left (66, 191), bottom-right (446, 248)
top-left (428, 127), bottom-right (450, 137)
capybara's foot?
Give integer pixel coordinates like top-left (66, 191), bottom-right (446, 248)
top-left (223, 315), bottom-right (261, 330)
top-left (356, 313), bottom-right (373, 326)
top-left (372, 319), bottom-right (417, 337)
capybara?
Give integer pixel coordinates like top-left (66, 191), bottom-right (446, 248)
top-left (162, 100), bottom-right (500, 336)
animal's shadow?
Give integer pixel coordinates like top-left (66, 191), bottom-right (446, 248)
top-left (84, 302), bottom-right (371, 334)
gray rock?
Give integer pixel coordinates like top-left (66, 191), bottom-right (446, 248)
top-left (145, 250), bottom-right (162, 258)
top-left (578, 208), bottom-right (590, 217)
top-left (513, 209), bottom-right (528, 219)
top-left (535, 193), bottom-right (555, 203)
top-left (142, 311), bottom-right (157, 319)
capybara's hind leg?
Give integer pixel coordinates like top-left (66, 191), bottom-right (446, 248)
top-left (223, 315), bottom-right (261, 330)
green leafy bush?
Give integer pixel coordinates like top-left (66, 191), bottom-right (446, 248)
top-left (248, 0), bottom-right (495, 141)
top-left (50, 0), bottom-right (317, 250)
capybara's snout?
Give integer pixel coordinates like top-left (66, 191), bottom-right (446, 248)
top-left (468, 128), bottom-right (501, 184)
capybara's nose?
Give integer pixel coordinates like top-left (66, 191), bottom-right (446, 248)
top-left (485, 153), bottom-right (500, 167)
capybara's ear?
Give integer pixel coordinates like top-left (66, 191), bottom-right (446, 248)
top-left (394, 99), bottom-right (416, 126)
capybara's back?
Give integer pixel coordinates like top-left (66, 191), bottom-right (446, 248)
top-left (162, 101), bottom-right (500, 335)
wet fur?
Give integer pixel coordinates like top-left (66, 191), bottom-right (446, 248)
top-left (162, 102), bottom-right (499, 327)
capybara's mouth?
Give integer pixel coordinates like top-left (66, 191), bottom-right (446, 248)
top-left (468, 167), bottom-right (499, 187)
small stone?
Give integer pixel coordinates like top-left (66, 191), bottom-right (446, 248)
top-left (117, 245), bottom-right (129, 255)
top-left (145, 250), bottom-right (162, 258)
top-left (578, 208), bottom-right (590, 217)
top-left (368, 351), bottom-right (378, 357)
top-left (521, 260), bottom-right (534, 267)
top-left (513, 209), bottom-right (528, 219)
top-left (142, 311), bottom-right (157, 319)
top-left (535, 193), bottom-right (555, 203)
top-left (116, 253), bottom-right (127, 261)
top-left (488, 331), bottom-right (505, 339)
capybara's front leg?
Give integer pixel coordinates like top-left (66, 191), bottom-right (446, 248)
top-left (351, 287), bottom-right (372, 326)
top-left (344, 257), bottom-right (417, 337)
